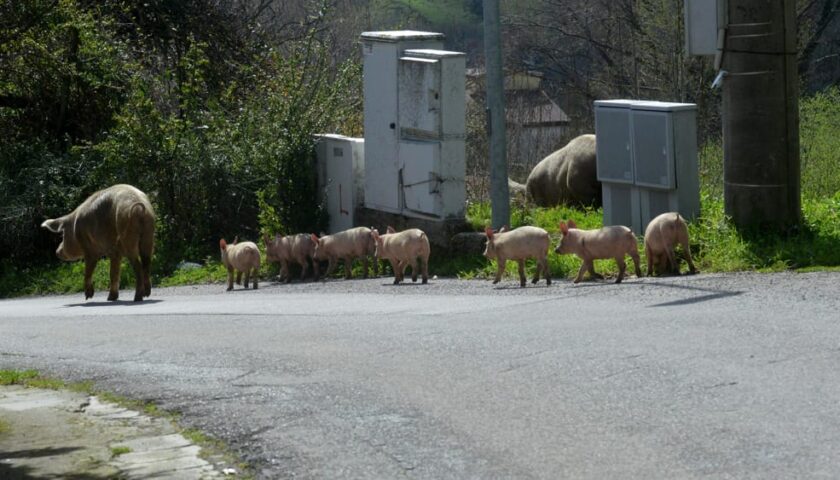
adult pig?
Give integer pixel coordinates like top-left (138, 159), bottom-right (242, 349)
top-left (526, 134), bottom-right (601, 207)
top-left (220, 237), bottom-right (260, 290)
top-left (483, 226), bottom-right (551, 287)
top-left (555, 220), bottom-right (641, 284)
top-left (264, 233), bottom-right (320, 282)
top-left (644, 212), bottom-right (697, 276)
top-left (371, 227), bottom-right (430, 284)
top-left (41, 184), bottom-right (155, 302)
top-left (311, 227), bottom-right (378, 280)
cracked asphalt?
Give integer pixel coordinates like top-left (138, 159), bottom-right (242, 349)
top-left (1, 271), bottom-right (839, 479)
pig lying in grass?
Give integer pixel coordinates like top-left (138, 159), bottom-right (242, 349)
top-left (41, 184), bottom-right (155, 302)
top-left (644, 212), bottom-right (697, 276)
top-left (310, 227), bottom-right (378, 280)
top-left (371, 227), bottom-right (431, 284)
top-left (555, 220), bottom-right (641, 284)
top-left (220, 237), bottom-right (260, 290)
top-left (264, 233), bottom-right (320, 282)
top-left (483, 226), bottom-right (551, 287)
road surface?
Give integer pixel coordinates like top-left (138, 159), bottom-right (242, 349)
top-left (1, 272), bottom-right (839, 478)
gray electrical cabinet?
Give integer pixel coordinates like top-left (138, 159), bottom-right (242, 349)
top-left (360, 31), bottom-right (466, 220)
top-left (595, 100), bottom-right (700, 234)
top-left (684, 0), bottom-right (727, 56)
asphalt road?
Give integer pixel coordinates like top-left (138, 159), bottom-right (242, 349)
top-left (1, 272), bottom-right (839, 479)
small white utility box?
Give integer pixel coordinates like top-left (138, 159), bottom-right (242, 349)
top-left (684, 0), bottom-right (727, 56)
top-left (595, 100), bottom-right (700, 234)
top-left (360, 31), bottom-right (444, 213)
top-left (315, 134), bottom-right (365, 234)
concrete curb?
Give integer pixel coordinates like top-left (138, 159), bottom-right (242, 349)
top-left (0, 385), bottom-right (242, 479)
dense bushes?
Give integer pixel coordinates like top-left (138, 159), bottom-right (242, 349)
top-left (1, 1), bottom-right (361, 282)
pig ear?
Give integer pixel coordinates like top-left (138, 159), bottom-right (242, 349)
top-left (263, 233), bottom-right (271, 246)
top-left (371, 230), bottom-right (380, 241)
top-left (386, 226), bottom-right (396, 234)
top-left (41, 218), bottom-right (64, 233)
top-left (568, 219), bottom-right (577, 229)
top-left (499, 225), bottom-right (508, 233)
top-left (310, 233), bottom-right (319, 244)
top-left (220, 238), bottom-right (228, 250)
top-left (484, 226), bottom-right (494, 240)
top-left (233, 236), bottom-right (239, 245)
top-left (559, 222), bottom-right (568, 235)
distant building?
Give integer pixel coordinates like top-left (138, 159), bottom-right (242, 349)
top-left (466, 69), bottom-right (571, 179)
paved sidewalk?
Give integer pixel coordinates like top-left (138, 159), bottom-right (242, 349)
top-left (0, 385), bottom-right (242, 479)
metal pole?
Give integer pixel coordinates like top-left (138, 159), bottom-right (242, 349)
top-left (722, 0), bottom-right (800, 231)
top-left (483, 0), bottom-right (510, 230)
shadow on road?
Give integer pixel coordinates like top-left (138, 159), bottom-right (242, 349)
top-left (63, 299), bottom-right (164, 308)
top-left (640, 280), bottom-right (744, 308)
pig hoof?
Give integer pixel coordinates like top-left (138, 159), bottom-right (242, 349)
top-left (133, 294), bottom-right (143, 302)
top-left (422, 278), bottom-right (428, 284)
top-left (615, 278), bottom-right (623, 284)
top-left (492, 279), bottom-right (500, 285)
top-left (107, 292), bottom-right (119, 301)
top-left (546, 279), bottom-right (551, 285)
top-left (226, 286), bottom-right (233, 291)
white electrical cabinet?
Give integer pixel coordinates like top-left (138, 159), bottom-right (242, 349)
top-left (315, 134), bottom-right (365, 234)
top-left (361, 31), bottom-right (466, 220)
top-left (595, 100), bottom-right (700, 234)
top-left (360, 31), bottom-right (444, 214)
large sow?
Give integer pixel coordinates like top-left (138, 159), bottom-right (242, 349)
top-left (525, 134), bottom-right (601, 207)
top-left (41, 184), bottom-right (155, 301)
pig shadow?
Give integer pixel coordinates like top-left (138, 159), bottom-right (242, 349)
top-left (493, 284), bottom-right (553, 290)
top-left (63, 299), bottom-right (164, 308)
top-left (641, 280), bottom-right (743, 307)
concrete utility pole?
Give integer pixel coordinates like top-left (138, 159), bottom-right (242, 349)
top-left (483, 0), bottom-right (510, 230)
top-left (723, 0), bottom-right (800, 231)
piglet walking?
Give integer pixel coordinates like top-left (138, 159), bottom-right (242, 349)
top-left (644, 212), bottom-right (697, 276)
top-left (371, 227), bottom-right (430, 284)
top-left (555, 220), bottom-right (641, 284)
top-left (483, 226), bottom-right (551, 287)
top-left (220, 237), bottom-right (261, 290)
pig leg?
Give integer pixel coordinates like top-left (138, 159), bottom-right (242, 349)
top-left (251, 267), bottom-right (259, 289)
top-left (108, 254), bottom-right (122, 301)
top-left (243, 269), bottom-right (251, 288)
top-left (372, 253), bottom-right (380, 277)
top-left (388, 259), bottom-right (399, 283)
top-left (410, 258), bottom-right (419, 282)
top-left (493, 257), bottom-right (507, 284)
top-left (517, 259), bottom-right (526, 287)
top-left (344, 257), bottom-right (353, 279)
top-left (664, 247), bottom-right (679, 275)
top-left (140, 234), bottom-right (153, 298)
top-left (630, 250), bottom-right (642, 278)
top-left (226, 266), bottom-right (235, 291)
top-left (299, 259), bottom-right (309, 282)
top-left (421, 254), bottom-right (429, 284)
top-left (539, 257), bottom-right (551, 285)
top-left (323, 256), bottom-right (337, 280)
top-left (615, 257), bottom-right (626, 284)
top-left (645, 245), bottom-right (655, 277)
top-left (311, 257), bottom-right (320, 280)
top-left (236, 271), bottom-right (243, 285)
top-left (531, 258), bottom-right (541, 285)
top-left (586, 261), bottom-right (603, 280)
top-left (126, 255), bottom-right (145, 301)
top-left (574, 262), bottom-right (587, 284)
top-left (680, 235), bottom-right (697, 274)
top-left (84, 255), bottom-right (97, 300)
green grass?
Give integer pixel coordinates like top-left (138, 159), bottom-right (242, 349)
top-left (110, 446), bottom-right (132, 457)
top-left (0, 418), bottom-right (10, 436)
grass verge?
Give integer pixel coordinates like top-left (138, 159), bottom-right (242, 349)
top-left (0, 369), bottom-right (253, 478)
